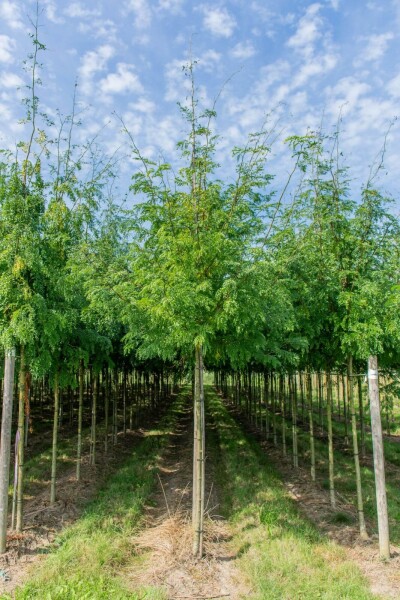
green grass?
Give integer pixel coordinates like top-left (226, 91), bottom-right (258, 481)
top-left (3, 393), bottom-right (186, 600)
top-left (207, 387), bottom-right (377, 600)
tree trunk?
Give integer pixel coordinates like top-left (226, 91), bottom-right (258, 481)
top-left (16, 347), bottom-right (26, 532)
top-left (90, 374), bottom-right (98, 466)
top-left (347, 356), bottom-right (368, 539)
top-left (0, 349), bottom-right (16, 552)
top-left (192, 344), bottom-right (205, 558)
top-left (368, 355), bottom-right (390, 559)
top-left (291, 374), bottom-right (298, 468)
top-left (76, 360), bottom-right (84, 480)
top-left (307, 371), bottom-right (316, 482)
top-left (326, 371), bottom-right (336, 508)
top-left (50, 372), bottom-right (60, 505)
top-left (105, 367), bottom-right (109, 453)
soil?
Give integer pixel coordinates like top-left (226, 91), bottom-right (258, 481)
top-left (230, 404), bottom-right (400, 600)
top-left (0, 419), bottom-right (159, 597)
top-left (126, 403), bottom-right (250, 600)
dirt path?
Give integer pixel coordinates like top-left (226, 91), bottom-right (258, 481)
top-left (126, 400), bottom-right (249, 600)
top-left (229, 404), bottom-right (400, 600)
top-left (0, 420), bottom-right (160, 597)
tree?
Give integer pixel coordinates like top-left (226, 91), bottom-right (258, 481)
top-left (119, 64), bottom-right (276, 556)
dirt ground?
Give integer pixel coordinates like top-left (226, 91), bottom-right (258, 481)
top-left (0, 425), bottom-right (153, 597)
top-left (126, 405), bottom-right (250, 600)
top-left (231, 405), bottom-right (400, 600)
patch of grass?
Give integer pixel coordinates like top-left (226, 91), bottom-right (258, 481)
top-left (207, 387), bottom-right (375, 600)
top-left (3, 393), bottom-right (187, 600)
top-left (330, 512), bottom-right (354, 525)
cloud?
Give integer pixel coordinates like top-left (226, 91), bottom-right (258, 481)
top-left (325, 76), bottom-right (371, 116)
top-left (292, 52), bottom-right (337, 88)
top-left (0, 35), bottom-right (16, 63)
top-left (287, 3), bottom-right (323, 57)
top-left (387, 73), bottom-right (400, 98)
top-left (0, 1), bottom-right (23, 29)
top-left (77, 19), bottom-right (118, 42)
top-left (362, 32), bottom-right (394, 62)
top-left (157, 0), bottom-right (184, 13)
top-left (42, 0), bottom-right (64, 24)
top-left (231, 41), bottom-right (256, 60)
top-left (125, 0), bottom-right (152, 28)
top-left (1, 71), bottom-right (24, 88)
top-left (78, 44), bottom-right (115, 94)
top-left (200, 6), bottom-right (237, 38)
top-left (197, 49), bottom-right (222, 72)
top-left (64, 3), bottom-right (101, 18)
top-left (99, 63), bottom-right (144, 96)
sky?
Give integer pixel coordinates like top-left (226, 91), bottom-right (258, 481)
top-left (0, 0), bottom-right (399, 203)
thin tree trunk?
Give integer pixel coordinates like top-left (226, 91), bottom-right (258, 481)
top-left (76, 360), bottom-right (84, 481)
top-left (291, 374), bottom-right (298, 468)
top-left (0, 349), bottom-right (16, 552)
top-left (358, 376), bottom-right (366, 458)
top-left (326, 371), bottom-right (336, 508)
top-left (192, 344), bottom-right (205, 558)
top-left (347, 356), bottom-right (368, 540)
top-left (280, 375), bottom-right (286, 456)
top-left (90, 374), bottom-right (98, 466)
top-left (105, 367), bottom-right (109, 453)
top-left (16, 347), bottom-right (26, 532)
top-left (307, 371), bottom-right (316, 482)
top-left (368, 355), bottom-right (390, 559)
top-left (50, 372), bottom-right (60, 505)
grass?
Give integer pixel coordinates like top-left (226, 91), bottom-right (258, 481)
top-left (239, 387), bottom-right (400, 546)
top-left (2, 392), bottom-right (187, 600)
top-left (207, 387), bottom-right (376, 600)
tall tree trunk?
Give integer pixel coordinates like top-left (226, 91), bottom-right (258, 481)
top-left (357, 376), bottom-right (366, 458)
top-left (368, 355), bottom-right (390, 559)
top-left (105, 367), bottom-right (109, 453)
top-left (291, 374), bottom-right (298, 468)
top-left (0, 349), bottom-right (16, 552)
top-left (307, 371), bottom-right (316, 482)
top-left (280, 375), bottom-right (286, 456)
top-left (326, 371), bottom-right (336, 508)
top-left (50, 372), bottom-right (60, 505)
top-left (90, 374), bottom-right (98, 466)
top-left (16, 347), bottom-right (26, 532)
top-left (76, 360), bottom-right (84, 480)
top-left (347, 356), bottom-right (368, 540)
top-left (192, 344), bottom-right (205, 558)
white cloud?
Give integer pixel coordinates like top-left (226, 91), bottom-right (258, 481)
top-left (387, 73), bottom-right (400, 98)
top-left (198, 49), bottom-right (222, 72)
top-left (64, 3), bottom-right (101, 18)
top-left (125, 0), bottom-right (152, 28)
top-left (0, 35), bottom-right (16, 64)
top-left (99, 63), bottom-right (144, 96)
top-left (78, 45), bottom-right (115, 94)
top-left (78, 19), bottom-right (117, 42)
top-left (325, 76), bottom-right (371, 116)
top-left (362, 32), bottom-right (394, 62)
top-left (128, 98), bottom-right (156, 113)
top-left (292, 52), bottom-right (337, 88)
top-left (1, 71), bottom-right (24, 88)
top-left (231, 41), bottom-right (256, 60)
top-left (0, 1), bottom-right (23, 29)
top-left (42, 0), bottom-right (64, 24)
top-left (201, 6), bottom-right (237, 38)
top-left (164, 58), bottom-right (192, 102)
top-left (287, 3), bottom-right (323, 57)
top-left (157, 0), bottom-right (184, 13)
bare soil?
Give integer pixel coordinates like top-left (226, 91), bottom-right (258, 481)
top-left (126, 404), bottom-right (250, 600)
top-left (231, 405), bottom-right (400, 600)
top-left (0, 423), bottom-right (156, 597)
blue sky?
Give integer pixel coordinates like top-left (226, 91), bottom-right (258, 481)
top-left (0, 0), bottom-right (399, 201)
